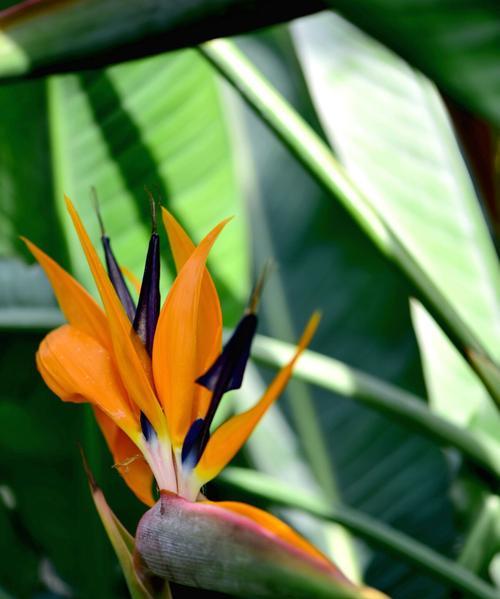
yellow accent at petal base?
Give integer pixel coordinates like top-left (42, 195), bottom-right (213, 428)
top-left (94, 408), bottom-right (154, 506)
top-left (153, 217), bottom-right (230, 446)
top-left (196, 312), bottom-right (321, 482)
top-left (37, 325), bottom-right (139, 440)
top-left (65, 196), bottom-right (166, 438)
top-left (161, 208), bottom-right (223, 421)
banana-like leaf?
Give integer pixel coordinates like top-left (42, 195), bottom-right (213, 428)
top-left (0, 0), bottom-right (321, 78)
top-left (321, 0), bottom-right (500, 127)
top-left (292, 12), bottom-right (499, 361)
top-left (135, 492), bottom-right (384, 599)
top-left (48, 48), bottom-right (248, 323)
top-left (292, 13), bottom-right (500, 410)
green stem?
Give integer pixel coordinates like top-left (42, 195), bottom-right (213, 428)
top-left (219, 467), bottom-right (499, 599)
top-left (198, 39), bottom-right (500, 407)
top-left (251, 333), bottom-right (500, 482)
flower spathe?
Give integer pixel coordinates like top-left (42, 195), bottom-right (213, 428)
top-left (27, 196), bottom-right (319, 503)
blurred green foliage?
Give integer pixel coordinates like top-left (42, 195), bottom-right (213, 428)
top-left (0, 2), bottom-right (499, 599)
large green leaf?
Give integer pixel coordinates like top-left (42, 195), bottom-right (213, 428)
top-left (322, 0), bottom-right (500, 127)
top-left (225, 28), bottom-right (457, 598)
top-left (48, 49), bottom-right (247, 322)
top-left (292, 12), bottom-right (500, 403)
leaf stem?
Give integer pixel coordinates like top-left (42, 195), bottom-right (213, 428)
top-left (250, 333), bottom-right (500, 483)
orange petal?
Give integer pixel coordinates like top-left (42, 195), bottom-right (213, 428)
top-left (153, 217), bottom-right (230, 446)
top-left (22, 237), bottom-right (109, 350)
top-left (209, 500), bottom-right (332, 567)
top-left (162, 208), bottom-right (223, 422)
top-left (65, 196), bottom-right (166, 438)
top-left (37, 324), bottom-right (139, 440)
top-left (93, 408), bottom-right (155, 507)
top-left (196, 312), bottom-right (321, 482)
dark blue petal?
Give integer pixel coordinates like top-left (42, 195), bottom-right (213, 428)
top-left (181, 418), bottom-right (205, 467)
top-left (196, 313), bottom-right (257, 393)
top-left (140, 412), bottom-right (155, 442)
top-left (183, 313), bottom-right (258, 467)
top-left (133, 233), bottom-right (160, 356)
top-left (101, 236), bottom-right (136, 322)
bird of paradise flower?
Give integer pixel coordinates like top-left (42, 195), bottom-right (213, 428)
top-left (23, 196), bottom-right (385, 599)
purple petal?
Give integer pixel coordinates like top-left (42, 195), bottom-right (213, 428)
top-left (184, 313), bottom-right (257, 466)
top-left (133, 233), bottom-right (160, 355)
top-left (101, 235), bottom-right (136, 322)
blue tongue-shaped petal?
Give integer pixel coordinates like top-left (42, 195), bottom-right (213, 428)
top-left (182, 312), bottom-right (258, 467)
top-left (96, 191), bottom-right (161, 441)
top-left (181, 265), bottom-right (273, 468)
top-left (93, 187), bottom-right (136, 322)
top-left (196, 313), bottom-right (257, 392)
top-left (132, 232), bottom-right (160, 355)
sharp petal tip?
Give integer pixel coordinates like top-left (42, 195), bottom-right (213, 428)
top-left (79, 445), bottom-right (98, 493)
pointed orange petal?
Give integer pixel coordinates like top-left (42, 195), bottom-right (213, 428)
top-left (209, 500), bottom-right (332, 567)
top-left (153, 217), bottom-right (230, 446)
top-left (22, 237), bottom-right (109, 349)
top-left (196, 312), bottom-right (321, 482)
top-left (93, 408), bottom-right (155, 507)
top-left (37, 325), bottom-right (139, 440)
top-left (65, 196), bottom-right (166, 438)
top-left (162, 208), bottom-right (223, 421)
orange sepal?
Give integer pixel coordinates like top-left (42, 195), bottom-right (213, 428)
top-left (36, 324), bottom-right (139, 441)
top-left (93, 408), bottom-right (155, 507)
top-left (161, 208), bottom-right (223, 421)
top-left (153, 217), bottom-right (230, 446)
top-left (65, 196), bottom-right (166, 438)
top-left (196, 312), bottom-right (321, 482)
top-left (22, 237), bottom-right (110, 350)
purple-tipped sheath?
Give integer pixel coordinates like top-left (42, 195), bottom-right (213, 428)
top-left (133, 232), bottom-right (161, 356)
top-left (97, 193), bottom-right (161, 440)
top-left (100, 235), bottom-right (136, 323)
top-left (93, 188), bottom-right (136, 322)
